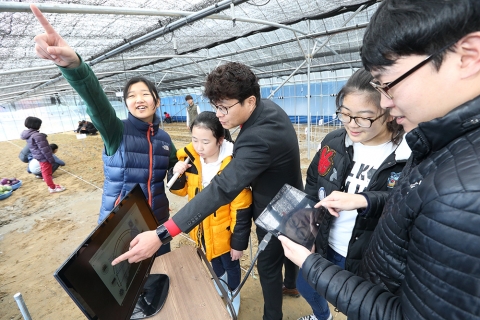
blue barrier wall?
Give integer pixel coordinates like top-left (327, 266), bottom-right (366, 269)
top-left (0, 79), bottom-right (347, 141)
top-left (158, 80), bottom-right (347, 124)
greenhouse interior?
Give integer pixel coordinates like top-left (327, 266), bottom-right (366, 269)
top-left (0, 0), bottom-right (378, 152)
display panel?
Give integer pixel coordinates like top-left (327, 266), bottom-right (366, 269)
top-left (54, 185), bottom-right (159, 320)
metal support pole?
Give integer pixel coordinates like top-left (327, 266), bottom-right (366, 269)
top-left (13, 293), bottom-right (32, 320)
top-left (307, 20), bottom-right (312, 160)
top-left (267, 4), bottom-right (366, 100)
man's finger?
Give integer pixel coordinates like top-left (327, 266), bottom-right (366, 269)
top-left (278, 235), bottom-right (290, 245)
top-left (111, 250), bottom-right (136, 266)
top-left (30, 4), bottom-right (57, 35)
top-left (327, 207), bottom-right (339, 217)
top-left (129, 236), bottom-right (140, 248)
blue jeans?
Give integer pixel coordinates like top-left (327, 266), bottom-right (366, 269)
top-left (211, 252), bottom-right (241, 290)
top-left (297, 246), bottom-right (346, 320)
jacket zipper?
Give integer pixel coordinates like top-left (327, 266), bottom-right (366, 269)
top-left (147, 124), bottom-right (154, 207)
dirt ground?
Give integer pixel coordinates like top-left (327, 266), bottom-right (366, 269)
top-left (0, 122), bottom-right (346, 320)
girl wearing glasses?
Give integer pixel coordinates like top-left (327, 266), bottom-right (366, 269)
top-left (296, 68), bottom-right (411, 320)
top-left (168, 111), bottom-right (252, 316)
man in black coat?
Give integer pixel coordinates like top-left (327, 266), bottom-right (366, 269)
top-left (279, 1), bottom-right (480, 319)
top-left (114, 62), bottom-right (303, 319)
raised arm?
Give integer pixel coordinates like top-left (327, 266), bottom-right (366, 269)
top-left (31, 4), bottom-right (123, 155)
top-left (31, 4), bottom-right (80, 69)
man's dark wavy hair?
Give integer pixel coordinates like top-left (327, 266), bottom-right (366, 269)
top-left (204, 62), bottom-right (260, 105)
top-left (361, 0), bottom-right (480, 71)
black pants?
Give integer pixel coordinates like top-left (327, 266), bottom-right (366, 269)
top-left (256, 227), bottom-right (298, 320)
top-left (283, 256), bottom-right (298, 289)
top-left (79, 129), bottom-right (98, 134)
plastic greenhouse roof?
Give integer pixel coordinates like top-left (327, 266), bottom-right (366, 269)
top-left (0, 0), bottom-right (379, 105)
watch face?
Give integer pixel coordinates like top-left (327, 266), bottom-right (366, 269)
top-left (156, 225), bottom-right (172, 244)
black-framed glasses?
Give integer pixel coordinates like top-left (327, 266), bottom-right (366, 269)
top-left (336, 111), bottom-right (386, 128)
top-left (370, 41), bottom-right (457, 99)
top-left (210, 100), bottom-right (241, 115)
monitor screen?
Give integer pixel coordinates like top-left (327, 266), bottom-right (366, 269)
top-left (54, 185), bottom-right (159, 320)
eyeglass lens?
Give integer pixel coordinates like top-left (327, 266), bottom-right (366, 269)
top-left (337, 113), bottom-right (372, 128)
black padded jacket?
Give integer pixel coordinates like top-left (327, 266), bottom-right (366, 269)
top-left (301, 95), bottom-right (480, 320)
top-left (305, 128), bottom-right (410, 275)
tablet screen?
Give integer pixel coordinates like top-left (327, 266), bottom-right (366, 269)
top-left (89, 202), bottom-right (149, 305)
top-left (54, 185), bottom-right (159, 320)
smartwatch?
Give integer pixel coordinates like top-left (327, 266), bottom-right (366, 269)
top-left (156, 224), bottom-right (173, 244)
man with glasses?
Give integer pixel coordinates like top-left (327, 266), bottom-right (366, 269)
top-left (114, 62), bottom-right (303, 319)
top-left (279, 0), bottom-right (480, 319)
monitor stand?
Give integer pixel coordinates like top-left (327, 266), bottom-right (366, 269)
top-left (130, 274), bottom-right (169, 319)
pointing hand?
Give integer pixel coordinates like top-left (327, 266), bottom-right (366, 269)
top-left (31, 4), bottom-right (80, 68)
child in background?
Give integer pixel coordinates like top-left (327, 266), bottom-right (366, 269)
top-left (31, 5), bottom-right (178, 257)
top-left (20, 117), bottom-right (66, 193)
top-left (169, 111), bottom-right (252, 315)
top-left (29, 143), bottom-right (66, 179)
top-left (163, 112), bottom-right (172, 123)
top-left (297, 68), bottom-right (411, 320)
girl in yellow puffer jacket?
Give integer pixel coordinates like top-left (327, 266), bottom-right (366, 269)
top-left (169, 111), bottom-right (252, 313)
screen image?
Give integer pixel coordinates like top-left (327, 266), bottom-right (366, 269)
top-left (255, 184), bottom-right (329, 250)
top-left (89, 203), bottom-right (149, 305)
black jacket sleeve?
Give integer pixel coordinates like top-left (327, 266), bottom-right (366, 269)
top-left (305, 151), bottom-right (320, 199)
top-left (172, 134), bottom-right (271, 233)
top-left (302, 254), bottom-right (403, 320)
top-left (357, 191), bottom-right (390, 218)
top-left (230, 204), bottom-right (253, 251)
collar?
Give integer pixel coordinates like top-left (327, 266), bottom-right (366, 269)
top-left (240, 99), bottom-right (263, 131)
top-left (127, 112), bottom-right (160, 134)
top-left (343, 129), bottom-right (410, 161)
top-left (406, 94), bottom-right (480, 161)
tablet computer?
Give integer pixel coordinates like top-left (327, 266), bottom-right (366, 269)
top-left (255, 184), bottom-right (329, 250)
top-left (54, 184), bottom-right (162, 320)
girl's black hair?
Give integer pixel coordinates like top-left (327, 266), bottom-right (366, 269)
top-left (49, 143), bottom-right (58, 151)
top-left (335, 68), bottom-right (404, 145)
top-left (24, 116), bottom-right (42, 130)
top-left (190, 111), bottom-right (233, 143)
top-left (123, 77), bottom-right (160, 107)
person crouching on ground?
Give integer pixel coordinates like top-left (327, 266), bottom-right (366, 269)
top-left (28, 143), bottom-right (66, 179)
top-left (20, 116), bottom-right (66, 193)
